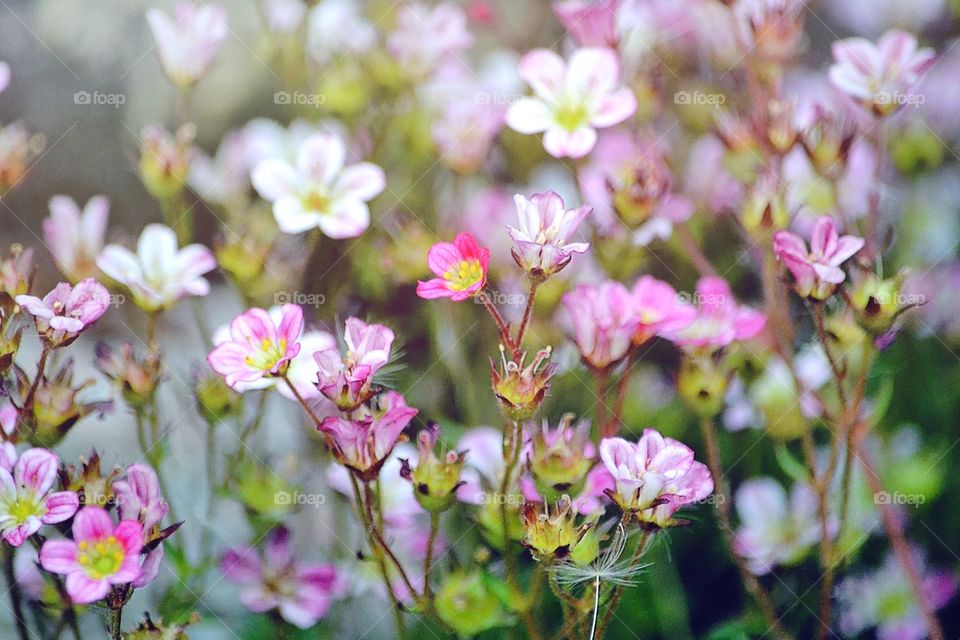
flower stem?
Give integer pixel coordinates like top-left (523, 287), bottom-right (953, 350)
top-left (23, 344), bottom-right (49, 411)
top-left (423, 512), bottom-right (440, 601)
top-left (282, 376), bottom-right (323, 428)
top-left (480, 291), bottom-right (514, 350)
top-left (110, 607), bottom-right (122, 640)
top-left (513, 280), bottom-right (539, 357)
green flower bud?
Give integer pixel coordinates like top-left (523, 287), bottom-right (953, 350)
top-left (434, 571), bottom-right (511, 638)
top-left (850, 272), bottom-right (916, 335)
top-left (490, 346), bottom-right (557, 422)
top-left (521, 496), bottom-right (594, 564)
top-left (751, 359), bottom-right (807, 440)
top-left (529, 415), bottom-right (593, 503)
top-left (677, 357), bottom-right (730, 418)
top-left (400, 423), bottom-right (465, 513)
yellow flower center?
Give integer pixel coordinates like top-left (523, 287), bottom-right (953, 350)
top-left (302, 188), bottom-right (331, 214)
top-left (5, 494), bottom-right (42, 524)
top-left (554, 100), bottom-right (589, 132)
top-left (243, 337), bottom-right (288, 372)
top-left (442, 259), bottom-right (484, 292)
top-left (77, 536), bottom-right (125, 580)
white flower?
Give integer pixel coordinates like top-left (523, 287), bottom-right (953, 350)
top-left (146, 2), bottom-right (228, 87)
top-left (252, 132), bottom-right (385, 238)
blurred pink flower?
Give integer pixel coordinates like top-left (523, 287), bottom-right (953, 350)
top-left (417, 232), bottom-right (490, 301)
top-left (553, 0), bottom-right (620, 48)
top-left (506, 48), bottom-right (636, 158)
top-left (0, 62), bottom-right (9, 94)
top-left (252, 132), bottom-right (385, 238)
top-left (599, 429), bottom-right (713, 527)
top-left (207, 304), bottom-right (303, 388)
top-left (0, 448), bottom-right (79, 547)
top-left (16, 278), bottom-right (110, 347)
top-left (561, 281), bottom-right (636, 370)
top-left (318, 391), bottom-right (418, 480)
top-left (39, 506), bottom-right (143, 604)
top-left (96, 223), bottom-right (216, 312)
top-left (774, 216), bottom-right (864, 300)
top-left (43, 195), bottom-right (109, 282)
top-left (433, 99), bottom-right (504, 174)
top-left (508, 191), bottom-right (590, 278)
top-left (829, 29), bottom-right (935, 117)
top-left (313, 317), bottom-right (394, 410)
top-left (663, 277), bottom-right (766, 350)
top-left (387, 3), bottom-right (473, 77)
top-left (222, 527), bottom-right (342, 629)
top-left (630, 276), bottom-right (696, 345)
top-left (734, 478), bottom-right (822, 574)
top-left (146, 2), bottom-right (228, 87)
top-left (259, 0), bottom-right (306, 34)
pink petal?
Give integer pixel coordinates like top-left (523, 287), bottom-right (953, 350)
top-left (505, 98), bottom-right (553, 134)
top-left (518, 48), bottom-right (566, 101)
top-left (543, 126), bottom-right (598, 158)
top-left (39, 539), bottom-right (80, 574)
top-left (65, 572), bottom-right (110, 604)
top-left (252, 158), bottom-right (299, 202)
top-left (71, 506), bottom-right (114, 543)
top-left (113, 520), bottom-right (145, 555)
top-left (334, 163), bottom-right (385, 202)
top-left (14, 448), bottom-right (59, 496)
top-left (566, 47), bottom-right (620, 98)
top-left (42, 491), bottom-right (80, 524)
top-left (416, 278), bottom-right (454, 299)
top-left (297, 133), bottom-right (345, 185)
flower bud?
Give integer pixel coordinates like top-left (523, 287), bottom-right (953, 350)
top-left (740, 173), bottom-right (789, 237)
top-left (528, 415), bottom-right (593, 502)
top-left (139, 124), bottom-right (194, 201)
top-left (61, 451), bottom-right (120, 507)
top-left (400, 423), bottom-right (465, 513)
top-left (434, 571), bottom-right (510, 637)
top-left (752, 359), bottom-right (807, 440)
top-left (765, 99), bottom-right (797, 154)
top-left (18, 360), bottom-right (112, 447)
top-left (521, 496), bottom-right (593, 563)
top-left (0, 245), bottom-right (34, 302)
top-left (800, 107), bottom-right (855, 179)
top-left (677, 357), bottom-right (730, 418)
top-left (193, 367), bottom-right (242, 425)
top-left (850, 272), bottom-right (913, 335)
top-left (889, 122), bottom-right (945, 176)
top-left (490, 346), bottom-right (557, 422)
top-left (124, 612), bottom-right (199, 639)
top-left (96, 343), bottom-right (162, 410)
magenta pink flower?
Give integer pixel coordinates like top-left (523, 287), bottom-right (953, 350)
top-left (113, 464), bottom-right (168, 532)
top-left (506, 47), bottom-right (637, 158)
top-left (16, 278), bottom-right (110, 347)
top-left (630, 276), bottom-right (697, 345)
top-left (313, 317), bottom-right (394, 410)
top-left (417, 232), bottom-right (490, 301)
top-left (599, 429), bottom-right (713, 527)
top-left (43, 195), bottom-right (109, 282)
top-left (553, 0), bottom-right (620, 48)
top-left (146, 2), bottom-right (228, 88)
top-left (829, 29), bottom-right (935, 117)
top-left (774, 216), bottom-right (865, 300)
top-left (561, 281), bottom-right (637, 370)
top-left (0, 448), bottom-right (79, 547)
top-left (39, 506), bottom-right (144, 604)
top-left (318, 391), bottom-right (419, 480)
top-left (207, 304), bottom-right (304, 388)
top-left (222, 527), bottom-right (342, 629)
top-left (508, 191), bottom-right (590, 278)
top-left (664, 277), bottom-right (766, 350)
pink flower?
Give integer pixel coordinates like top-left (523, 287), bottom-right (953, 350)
top-left (600, 429), bottom-right (713, 527)
top-left (506, 48), bottom-right (637, 158)
top-left (387, 3), bottom-right (473, 77)
top-left (16, 278), bottom-right (110, 347)
top-left (207, 304), bottom-right (303, 388)
top-left (252, 132), bottom-right (385, 239)
top-left (0, 62), bottom-right (8, 94)
top-left (39, 506), bottom-right (143, 604)
top-left (508, 191), bottom-right (590, 278)
top-left (318, 391), bottom-right (418, 480)
top-left (0, 448), bottom-right (79, 547)
top-left (313, 317), bottom-right (394, 411)
top-left (630, 276), bottom-right (696, 345)
top-left (146, 2), bottom-right (228, 88)
top-left (416, 233), bottom-right (490, 301)
top-left (113, 464), bottom-right (168, 532)
top-left (663, 277), bottom-right (767, 350)
top-left (561, 281), bottom-right (636, 370)
top-left (773, 216), bottom-right (864, 300)
top-left (829, 29), bottom-right (935, 117)
top-left (43, 195), bottom-right (109, 282)
top-left (259, 0), bottom-right (307, 34)
top-left (433, 99), bottom-right (504, 174)
top-left (96, 224), bottom-right (217, 312)
top-left (553, 0), bottom-right (620, 48)
top-left (222, 527), bottom-right (342, 629)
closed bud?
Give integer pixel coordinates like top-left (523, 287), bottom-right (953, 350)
top-left (677, 357), bottom-right (729, 418)
top-left (96, 343), bottom-right (162, 410)
top-left (850, 272), bottom-right (913, 335)
top-left (139, 124), bottom-right (194, 201)
top-left (800, 106), bottom-right (856, 179)
top-left (434, 571), bottom-right (511, 637)
top-left (193, 368), bottom-right (242, 425)
top-left (765, 99), bottom-right (797, 154)
top-left (521, 496), bottom-right (592, 563)
top-left (741, 172), bottom-right (789, 236)
top-left (490, 346), bottom-right (557, 422)
top-left (17, 359), bottom-right (112, 447)
top-left (60, 450), bottom-right (120, 508)
top-left (528, 415), bottom-right (593, 502)
top-left (401, 423), bottom-right (466, 513)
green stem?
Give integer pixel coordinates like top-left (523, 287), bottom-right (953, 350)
top-left (423, 512), bottom-right (440, 601)
top-left (110, 607), bottom-right (122, 640)
top-left (513, 280), bottom-right (539, 356)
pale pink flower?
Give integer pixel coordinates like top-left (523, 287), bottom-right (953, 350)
top-left (113, 464), bottom-right (168, 532)
top-left (307, 0), bottom-right (376, 65)
top-left (553, 0), bottom-right (620, 48)
top-left (0, 403), bottom-right (16, 438)
top-left (39, 506), bottom-right (144, 604)
top-left (313, 317), bottom-right (394, 411)
top-left (733, 478), bottom-right (821, 574)
top-left (207, 304), bottom-right (303, 388)
top-left (416, 233), bottom-right (490, 301)
top-left (16, 279), bottom-right (110, 347)
top-left (222, 527), bottom-right (342, 629)
top-left (318, 391), bottom-right (419, 480)
top-left (561, 281), bottom-right (636, 370)
top-left (829, 29), bottom-right (935, 117)
top-left (433, 99), bottom-right (504, 174)
top-left (599, 429), bottom-right (713, 527)
top-left (508, 191), bottom-right (590, 278)
top-left (773, 216), bottom-right (864, 300)
top-left (96, 224), bottom-right (216, 312)
top-left (259, 0), bottom-right (306, 34)
top-left (0, 448), bottom-right (79, 547)
top-left (0, 62), bottom-right (9, 94)
top-left (387, 3), bottom-right (473, 77)
top-left (252, 132), bottom-right (384, 238)
top-left (506, 48), bottom-right (637, 158)
top-left (630, 276), bottom-right (696, 345)
top-left (663, 277), bottom-right (766, 350)
top-left (42, 195), bottom-right (108, 282)
top-left (146, 2), bottom-right (228, 87)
